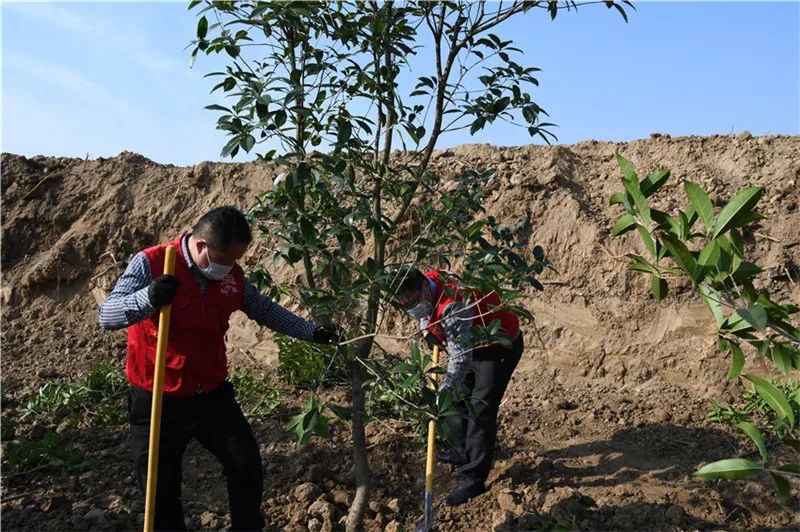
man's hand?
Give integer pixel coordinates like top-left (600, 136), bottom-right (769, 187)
top-left (148, 275), bottom-right (181, 308)
top-left (424, 332), bottom-right (443, 350)
top-left (312, 323), bottom-right (344, 345)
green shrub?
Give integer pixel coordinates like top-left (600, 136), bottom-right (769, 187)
top-left (364, 343), bottom-right (465, 446)
top-left (365, 352), bottom-right (430, 440)
top-left (6, 431), bottom-right (93, 476)
top-left (229, 367), bottom-right (282, 417)
top-left (710, 378), bottom-right (800, 442)
top-left (275, 333), bottom-right (348, 388)
top-left (610, 155), bottom-right (800, 503)
top-left (16, 359), bottom-right (127, 427)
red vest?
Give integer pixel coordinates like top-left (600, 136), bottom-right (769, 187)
top-left (425, 270), bottom-right (520, 349)
top-left (126, 237), bottom-right (244, 396)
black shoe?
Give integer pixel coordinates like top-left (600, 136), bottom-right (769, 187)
top-left (443, 483), bottom-right (487, 507)
top-left (436, 449), bottom-right (467, 466)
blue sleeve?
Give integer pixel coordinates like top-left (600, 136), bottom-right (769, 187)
top-left (240, 280), bottom-right (316, 341)
top-left (98, 252), bottom-right (156, 330)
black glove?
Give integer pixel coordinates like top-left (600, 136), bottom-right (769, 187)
top-left (313, 324), bottom-right (344, 345)
top-left (148, 275), bottom-right (181, 308)
top-left (425, 332), bottom-right (443, 349)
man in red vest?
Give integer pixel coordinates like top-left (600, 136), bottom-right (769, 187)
top-left (99, 206), bottom-right (341, 531)
top-left (390, 266), bottom-right (524, 507)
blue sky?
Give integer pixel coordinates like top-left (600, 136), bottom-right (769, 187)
top-left (2, 1), bottom-right (798, 166)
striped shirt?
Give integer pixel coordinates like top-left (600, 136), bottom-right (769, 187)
top-left (97, 235), bottom-right (316, 341)
top-left (421, 298), bottom-right (473, 391)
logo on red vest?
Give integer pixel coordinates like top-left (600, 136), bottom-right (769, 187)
top-left (220, 274), bottom-right (239, 295)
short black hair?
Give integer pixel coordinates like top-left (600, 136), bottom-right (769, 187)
top-left (193, 206), bottom-right (252, 250)
top-left (387, 264), bottom-right (425, 296)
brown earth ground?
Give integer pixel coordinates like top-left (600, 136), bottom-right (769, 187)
top-left (2, 133), bottom-right (799, 531)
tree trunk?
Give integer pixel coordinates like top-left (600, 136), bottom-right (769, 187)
top-left (346, 342), bottom-right (372, 531)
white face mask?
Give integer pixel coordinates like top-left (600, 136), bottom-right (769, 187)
top-left (200, 261), bottom-right (233, 281)
top-left (197, 240), bottom-right (234, 280)
top-left (200, 260), bottom-right (233, 280)
top-left (406, 300), bottom-right (433, 320)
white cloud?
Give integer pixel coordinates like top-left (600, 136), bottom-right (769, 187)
top-left (5, 52), bottom-right (147, 120)
top-left (4, 2), bottom-right (183, 75)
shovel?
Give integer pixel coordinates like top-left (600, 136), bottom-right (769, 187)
top-left (415, 344), bottom-right (440, 532)
top-left (143, 245), bottom-right (177, 532)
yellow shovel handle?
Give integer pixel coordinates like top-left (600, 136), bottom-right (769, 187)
top-left (424, 345), bottom-right (440, 494)
top-left (143, 245), bottom-right (177, 532)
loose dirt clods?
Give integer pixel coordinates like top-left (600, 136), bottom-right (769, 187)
top-left (2, 134), bottom-right (799, 530)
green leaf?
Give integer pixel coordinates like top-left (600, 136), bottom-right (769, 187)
top-left (616, 154), bottom-right (638, 184)
top-left (637, 225), bottom-right (657, 257)
top-left (776, 464), bottom-right (800, 474)
top-left (623, 178), bottom-right (651, 226)
top-left (736, 305), bottom-right (768, 332)
top-left (337, 120), bottom-right (352, 145)
top-left (696, 239), bottom-right (721, 281)
top-left (661, 233), bottom-right (697, 278)
top-left (651, 275), bottom-right (668, 303)
top-left (772, 344), bottom-right (793, 376)
top-left (744, 374), bottom-right (795, 427)
top-left (713, 186), bottom-right (764, 238)
top-left (651, 209), bottom-right (681, 236)
top-left (609, 192), bottom-right (625, 205)
top-left (273, 110), bottom-right (287, 128)
top-left (299, 217), bottom-right (315, 243)
top-left (732, 261), bottom-right (762, 283)
top-left (220, 136), bottom-right (240, 158)
top-left (697, 240), bottom-right (721, 267)
top-left (548, 0), bottom-right (558, 19)
top-left (225, 44), bottom-right (240, 58)
top-left (641, 168), bottom-right (670, 197)
top-left (197, 16), bottom-right (208, 39)
top-left (285, 412), bottom-right (304, 432)
top-left (612, 214), bottom-right (637, 236)
top-left (699, 284), bottom-right (724, 326)
top-left (628, 255), bottom-right (658, 275)
top-left (693, 458), bottom-right (763, 480)
top-left (470, 117), bottom-right (486, 135)
top-left (727, 342), bottom-right (745, 381)
top-left (241, 134), bottom-right (255, 153)
top-left (735, 422), bottom-right (767, 461)
top-left (314, 414), bottom-right (329, 438)
top-left (770, 472), bottom-right (791, 505)
top-left (611, 2), bottom-right (629, 22)
top-left (682, 206), bottom-right (700, 239)
top-left (684, 181), bottom-right (714, 234)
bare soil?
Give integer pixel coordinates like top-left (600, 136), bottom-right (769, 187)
top-left (2, 133), bottom-right (799, 531)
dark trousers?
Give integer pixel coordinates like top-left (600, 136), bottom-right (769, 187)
top-left (446, 333), bottom-right (523, 489)
top-left (128, 381), bottom-right (265, 532)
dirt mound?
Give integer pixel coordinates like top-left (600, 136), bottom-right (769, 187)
top-left (2, 134), bottom-right (799, 530)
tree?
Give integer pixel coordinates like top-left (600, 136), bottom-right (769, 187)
top-left (610, 155), bottom-right (799, 503)
top-left (190, 1), bottom-right (632, 528)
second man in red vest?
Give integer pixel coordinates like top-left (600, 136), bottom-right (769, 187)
top-left (391, 266), bottom-right (524, 507)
